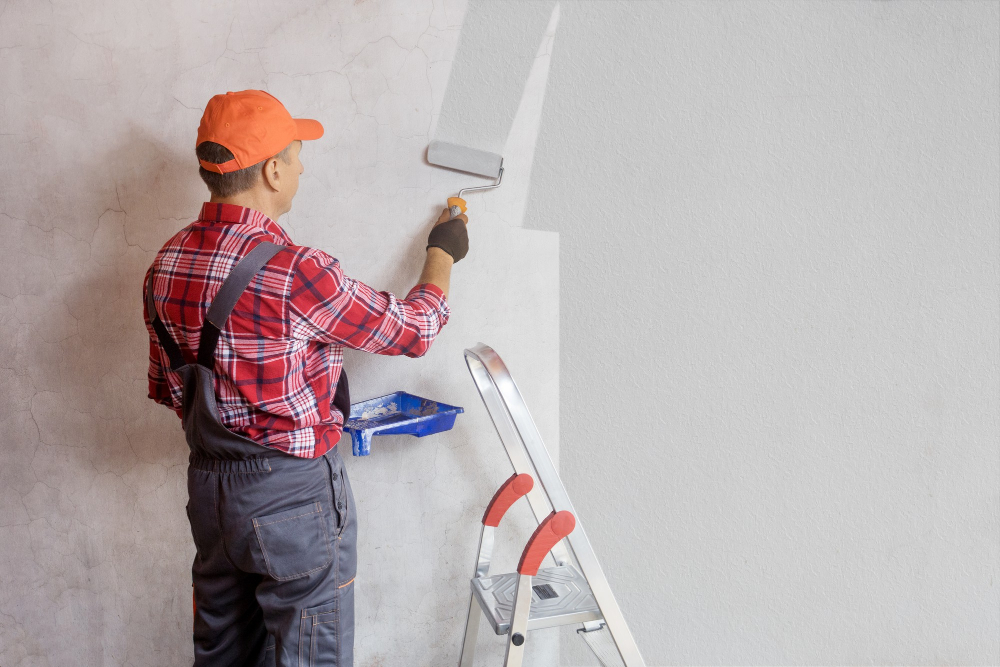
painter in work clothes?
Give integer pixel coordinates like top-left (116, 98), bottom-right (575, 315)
top-left (142, 89), bottom-right (470, 666)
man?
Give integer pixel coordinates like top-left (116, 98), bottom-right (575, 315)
top-left (143, 89), bottom-right (470, 666)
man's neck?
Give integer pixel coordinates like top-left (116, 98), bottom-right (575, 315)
top-left (209, 193), bottom-right (282, 223)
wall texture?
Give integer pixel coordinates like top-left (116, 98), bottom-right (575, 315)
top-left (0, 1), bottom-right (560, 665)
top-left (3, 1), bottom-right (998, 666)
top-left (519, 1), bottom-right (998, 664)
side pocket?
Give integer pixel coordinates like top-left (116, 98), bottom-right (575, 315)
top-left (299, 597), bottom-right (340, 667)
top-left (185, 503), bottom-right (201, 557)
top-left (326, 457), bottom-right (348, 538)
top-left (253, 501), bottom-right (333, 581)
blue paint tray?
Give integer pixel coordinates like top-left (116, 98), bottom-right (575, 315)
top-left (343, 391), bottom-right (464, 456)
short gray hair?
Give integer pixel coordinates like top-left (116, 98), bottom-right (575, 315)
top-left (196, 141), bottom-right (294, 198)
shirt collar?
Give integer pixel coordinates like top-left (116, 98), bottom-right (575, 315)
top-left (197, 202), bottom-right (294, 245)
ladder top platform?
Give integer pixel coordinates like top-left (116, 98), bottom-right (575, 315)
top-left (472, 564), bottom-right (601, 635)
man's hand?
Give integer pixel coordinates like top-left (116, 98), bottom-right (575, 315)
top-left (426, 208), bottom-right (469, 263)
top-left (418, 208), bottom-right (470, 299)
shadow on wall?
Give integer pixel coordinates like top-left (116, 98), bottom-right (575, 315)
top-left (16, 124), bottom-right (209, 663)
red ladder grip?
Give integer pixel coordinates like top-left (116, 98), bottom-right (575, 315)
top-left (517, 510), bottom-right (576, 576)
top-left (482, 473), bottom-right (534, 527)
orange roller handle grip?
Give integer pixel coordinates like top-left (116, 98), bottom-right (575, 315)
top-left (482, 473), bottom-right (534, 527)
top-left (447, 197), bottom-right (467, 215)
top-left (517, 510), bottom-right (576, 576)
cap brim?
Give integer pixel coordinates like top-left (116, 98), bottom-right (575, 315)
top-left (294, 118), bottom-right (324, 141)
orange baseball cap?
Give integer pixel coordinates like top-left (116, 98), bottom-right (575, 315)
top-left (196, 90), bottom-right (324, 174)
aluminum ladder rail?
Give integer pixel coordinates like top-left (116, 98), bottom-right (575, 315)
top-left (461, 343), bottom-right (646, 667)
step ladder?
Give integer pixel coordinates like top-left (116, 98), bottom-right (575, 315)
top-left (459, 344), bottom-right (647, 667)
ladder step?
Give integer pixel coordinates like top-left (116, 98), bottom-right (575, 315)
top-left (471, 564), bottom-right (602, 635)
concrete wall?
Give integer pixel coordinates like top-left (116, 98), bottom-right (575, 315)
top-left (0, 1), bottom-right (560, 665)
top-left (2, 0), bottom-right (997, 665)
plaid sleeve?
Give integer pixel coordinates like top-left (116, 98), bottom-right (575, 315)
top-left (147, 338), bottom-right (181, 415)
top-left (143, 271), bottom-right (182, 416)
top-left (288, 248), bottom-right (450, 357)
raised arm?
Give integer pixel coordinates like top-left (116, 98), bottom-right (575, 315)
top-left (288, 207), bottom-right (470, 357)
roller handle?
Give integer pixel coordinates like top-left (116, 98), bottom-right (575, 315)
top-left (447, 197), bottom-right (467, 218)
top-left (482, 473), bottom-right (533, 527)
top-left (517, 510), bottom-right (576, 576)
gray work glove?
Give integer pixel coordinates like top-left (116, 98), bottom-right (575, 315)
top-left (426, 211), bottom-right (470, 262)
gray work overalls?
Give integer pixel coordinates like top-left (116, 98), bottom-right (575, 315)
top-left (145, 241), bottom-right (357, 667)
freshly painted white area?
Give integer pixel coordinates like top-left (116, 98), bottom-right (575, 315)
top-left (433, 0), bottom-right (557, 158)
top-left (437, 6), bottom-right (565, 665)
top-left (0, 1), bottom-right (559, 665)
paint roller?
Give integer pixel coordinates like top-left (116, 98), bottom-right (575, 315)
top-left (427, 141), bottom-right (504, 218)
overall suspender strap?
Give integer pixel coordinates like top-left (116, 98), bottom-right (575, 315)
top-left (197, 241), bottom-right (286, 368)
top-left (146, 272), bottom-right (186, 370)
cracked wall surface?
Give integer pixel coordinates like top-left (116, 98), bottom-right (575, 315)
top-left (0, 1), bottom-right (560, 665)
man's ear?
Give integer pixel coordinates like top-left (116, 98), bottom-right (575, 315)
top-left (261, 157), bottom-right (281, 192)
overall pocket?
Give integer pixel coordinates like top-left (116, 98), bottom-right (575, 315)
top-left (253, 501), bottom-right (333, 581)
top-left (326, 456), bottom-right (348, 538)
top-left (185, 504), bottom-right (196, 553)
top-left (185, 503), bottom-right (206, 557)
top-left (299, 596), bottom-right (342, 667)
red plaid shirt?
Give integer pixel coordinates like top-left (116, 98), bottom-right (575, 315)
top-left (143, 202), bottom-right (451, 458)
